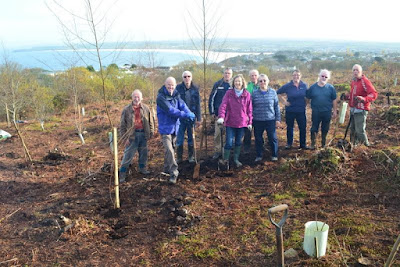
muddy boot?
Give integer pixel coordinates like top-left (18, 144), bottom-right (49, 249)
top-left (176, 145), bottom-right (183, 164)
top-left (119, 167), bottom-right (127, 183)
top-left (310, 132), bottom-right (316, 150)
top-left (219, 149), bottom-right (231, 170)
top-left (188, 145), bottom-right (195, 163)
top-left (321, 132), bottom-right (328, 148)
top-left (233, 146), bottom-right (242, 167)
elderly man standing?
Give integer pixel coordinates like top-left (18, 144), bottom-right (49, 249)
top-left (347, 64), bottom-right (378, 147)
top-left (208, 67), bottom-right (233, 159)
top-left (119, 89), bottom-right (155, 183)
top-left (243, 69), bottom-right (259, 153)
top-left (175, 71), bottom-right (201, 163)
top-left (157, 77), bottom-right (195, 184)
top-left (306, 69), bottom-right (337, 149)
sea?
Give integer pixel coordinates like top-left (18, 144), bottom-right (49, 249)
top-left (6, 48), bottom-right (261, 72)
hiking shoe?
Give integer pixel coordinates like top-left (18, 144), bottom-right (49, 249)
top-left (255, 157), bottom-right (262, 162)
top-left (119, 171), bottom-right (127, 183)
top-left (300, 146), bottom-right (310, 150)
top-left (188, 156), bottom-right (195, 163)
top-left (234, 160), bottom-right (242, 168)
top-left (139, 169), bottom-right (150, 175)
top-left (285, 145), bottom-right (292, 150)
top-left (271, 157), bottom-right (278, 162)
top-left (169, 175), bottom-right (177, 184)
top-left (212, 152), bottom-right (221, 159)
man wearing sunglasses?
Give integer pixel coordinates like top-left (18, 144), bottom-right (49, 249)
top-left (306, 69), bottom-right (337, 149)
top-left (175, 71), bottom-right (201, 163)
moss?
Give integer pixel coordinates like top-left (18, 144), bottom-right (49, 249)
top-left (309, 148), bottom-right (343, 173)
top-left (384, 105), bottom-right (400, 123)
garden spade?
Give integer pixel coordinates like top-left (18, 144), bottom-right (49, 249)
top-left (218, 125), bottom-right (229, 171)
top-left (268, 204), bottom-right (289, 267)
top-left (192, 124), bottom-right (200, 179)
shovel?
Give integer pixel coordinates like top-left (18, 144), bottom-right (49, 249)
top-left (337, 115), bottom-right (353, 150)
top-left (218, 125), bottom-right (229, 171)
top-left (268, 204), bottom-right (289, 267)
top-left (192, 123), bottom-right (200, 179)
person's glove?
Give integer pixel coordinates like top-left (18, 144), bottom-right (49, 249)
top-left (247, 125), bottom-right (252, 131)
top-left (187, 112), bottom-right (196, 121)
top-left (217, 118), bottom-right (224, 125)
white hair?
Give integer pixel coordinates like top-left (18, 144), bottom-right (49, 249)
top-left (182, 70), bottom-right (192, 78)
top-left (319, 69), bottom-right (331, 79)
top-left (249, 69), bottom-right (259, 76)
top-left (352, 64), bottom-right (363, 72)
top-left (131, 89), bottom-right (143, 99)
top-left (258, 74), bottom-right (269, 83)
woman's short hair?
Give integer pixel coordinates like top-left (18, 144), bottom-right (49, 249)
top-left (232, 75), bottom-right (247, 90)
top-left (258, 74), bottom-right (269, 83)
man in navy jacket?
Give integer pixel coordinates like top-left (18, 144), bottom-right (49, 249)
top-left (157, 77), bottom-right (195, 184)
top-left (175, 71), bottom-right (201, 163)
top-left (208, 68), bottom-right (232, 159)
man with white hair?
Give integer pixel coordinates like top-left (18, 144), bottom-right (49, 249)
top-left (157, 77), bottom-right (195, 184)
top-left (119, 89), bottom-right (155, 183)
top-left (346, 64), bottom-right (378, 147)
top-left (175, 71), bottom-right (201, 163)
top-left (306, 69), bottom-right (337, 149)
top-left (243, 69), bottom-right (259, 153)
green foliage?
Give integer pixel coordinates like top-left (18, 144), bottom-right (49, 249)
top-left (52, 93), bottom-right (68, 112)
top-left (334, 83), bottom-right (350, 93)
top-left (86, 65), bottom-right (95, 72)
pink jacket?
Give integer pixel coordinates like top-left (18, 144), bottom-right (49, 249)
top-left (348, 75), bottom-right (378, 111)
top-left (218, 88), bottom-right (252, 128)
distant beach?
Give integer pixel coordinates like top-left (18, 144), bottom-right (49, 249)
top-left (8, 48), bottom-right (263, 71)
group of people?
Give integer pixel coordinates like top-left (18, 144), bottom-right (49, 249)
top-left (118, 64), bottom-right (378, 184)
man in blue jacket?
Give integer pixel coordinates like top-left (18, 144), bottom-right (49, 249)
top-left (175, 71), bottom-right (201, 163)
top-left (157, 77), bottom-right (195, 184)
top-left (208, 67), bottom-right (232, 159)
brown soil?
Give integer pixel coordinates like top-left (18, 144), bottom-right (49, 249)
top-left (0, 102), bottom-right (399, 266)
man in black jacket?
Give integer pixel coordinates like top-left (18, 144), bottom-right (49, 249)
top-left (208, 68), bottom-right (232, 159)
top-left (175, 71), bottom-right (201, 163)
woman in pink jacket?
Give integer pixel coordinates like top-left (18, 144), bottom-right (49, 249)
top-left (217, 75), bottom-right (252, 167)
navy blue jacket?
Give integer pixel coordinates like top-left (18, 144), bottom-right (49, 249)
top-left (156, 86), bottom-right (192, 135)
top-left (208, 78), bottom-right (230, 115)
top-left (176, 82), bottom-right (202, 122)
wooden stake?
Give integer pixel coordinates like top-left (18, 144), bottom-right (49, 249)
top-left (385, 234), bottom-right (400, 267)
top-left (5, 103), bottom-right (10, 128)
top-left (113, 127), bottom-right (120, 209)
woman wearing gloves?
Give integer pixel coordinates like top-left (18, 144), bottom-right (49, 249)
top-left (252, 74), bottom-right (281, 162)
top-left (217, 75), bottom-right (252, 167)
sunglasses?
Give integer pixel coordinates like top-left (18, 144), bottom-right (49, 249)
top-left (258, 79), bottom-right (267, 83)
top-left (184, 75), bottom-right (191, 78)
top-left (321, 75), bottom-right (328, 78)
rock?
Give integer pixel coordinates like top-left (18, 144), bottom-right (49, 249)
top-left (357, 256), bottom-right (372, 266)
top-left (284, 248), bottom-right (298, 259)
top-left (176, 216), bottom-right (186, 224)
top-left (199, 185), bottom-right (207, 192)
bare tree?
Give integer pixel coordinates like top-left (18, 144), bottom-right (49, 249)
top-left (184, 0), bottom-right (227, 155)
top-left (0, 58), bottom-right (33, 162)
top-left (47, 0), bottom-right (124, 129)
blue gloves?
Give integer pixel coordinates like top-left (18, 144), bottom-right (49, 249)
top-left (187, 112), bottom-right (196, 121)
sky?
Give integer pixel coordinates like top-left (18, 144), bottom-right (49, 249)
top-left (1, 0), bottom-right (400, 49)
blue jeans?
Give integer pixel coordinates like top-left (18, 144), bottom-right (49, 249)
top-left (286, 111), bottom-right (307, 147)
top-left (254, 120), bottom-right (278, 157)
top-left (120, 131), bottom-right (148, 172)
top-left (225, 127), bottom-right (244, 150)
top-left (176, 119), bottom-right (193, 146)
top-left (310, 111), bottom-right (332, 134)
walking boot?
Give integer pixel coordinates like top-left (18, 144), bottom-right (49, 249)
top-left (310, 132), bottom-right (316, 150)
top-left (233, 146), bottom-right (242, 167)
top-left (188, 145), bottom-right (195, 163)
top-left (219, 149), bottom-right (231, 170)
top-left (176, 145), bottom-right (183, 164)
top-left (321, 132), bottom-right (328, 148)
